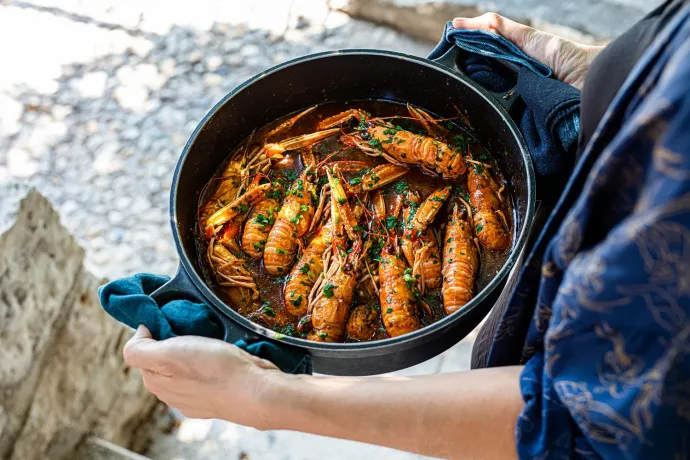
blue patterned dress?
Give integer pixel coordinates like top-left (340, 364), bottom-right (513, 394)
top-left (487, 4), bottom-right (690, 458)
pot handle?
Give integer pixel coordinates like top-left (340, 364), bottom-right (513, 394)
top-left (431, 46), bottom-right (519, 113)
top-left (150, 265), bottom-right (250, 343)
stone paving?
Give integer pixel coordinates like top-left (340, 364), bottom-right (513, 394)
top-left (0, 0), bottom-right (650, 459)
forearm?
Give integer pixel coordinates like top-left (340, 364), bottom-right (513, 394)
top-left (262, 366), bottom-right (524, 459)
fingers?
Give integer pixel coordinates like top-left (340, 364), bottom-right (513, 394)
top-left (452, 13), bottom-right (535, 51)
top-left (123, 325), bottom-right (172, 375)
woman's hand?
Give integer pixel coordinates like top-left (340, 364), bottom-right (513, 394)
top-left (123, 325), bottom-right (279, 428)
top-left (124, 325), bottom-right (524, 458)
top-left (453, 13), bottom-right (604, 89)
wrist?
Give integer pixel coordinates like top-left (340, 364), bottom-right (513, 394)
top-left (242, 368), bottom-right (313, 431)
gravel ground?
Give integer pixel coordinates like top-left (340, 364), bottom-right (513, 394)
top-left (0, 0), bottom-right (650, 459)
top-left (0, 0), bottom-right (430, 280)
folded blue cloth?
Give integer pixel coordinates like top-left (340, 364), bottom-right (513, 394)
top-left (429, 22), bottom-right (580, 193)
top-left (428, 22), bottom-right (552, 78)
top-left (517, 68), bottom-right (581, 178)
top-left (98, 273), bottom-right (312, 375)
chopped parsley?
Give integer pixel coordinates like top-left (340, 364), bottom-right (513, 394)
top-left (260, 302), bottom-right (275, 317)
top-left (394, 180), bottom-right (409, 195)
top-left (350, 167), bottom-right (371, 187)
top-left (368, 237), bottom-right (384, 263)
top-left (369, 138), bottom-right (383, 151)
top-left (264, 187), bottom-right (283, 201)
top-left (385, 215), bottom-right (398, 230)
top-left (323, 283), bottom-right (336, 298)
top-left (282, 169), bottom-right (298, 182)
top-left (273, 324), bottom-right (296, 336)
top-left (254, 212), bottom-right (274, 229)
top-left (289, 295), bottom-right (303, 307)
top-left (453, 134), bottom-right (467, 151)
top-left (453, 184), bottom-right (471, 202)
top-left (476, 224), bottom-right (483, 233)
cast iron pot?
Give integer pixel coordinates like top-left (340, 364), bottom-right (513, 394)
top-left (152, 48), bottom-right (536, 376)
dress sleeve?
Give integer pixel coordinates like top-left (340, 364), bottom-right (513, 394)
top-left (516, 34), bottom-right (690, 459)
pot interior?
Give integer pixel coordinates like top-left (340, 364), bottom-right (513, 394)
top-left (172, 50), bottom-right (532, 348)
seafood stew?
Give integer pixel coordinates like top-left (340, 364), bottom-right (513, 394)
top-left (197, 100), bottom-right (513, 343)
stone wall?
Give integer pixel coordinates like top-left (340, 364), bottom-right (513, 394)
top-left (0, 186), bottom-right (158, 460)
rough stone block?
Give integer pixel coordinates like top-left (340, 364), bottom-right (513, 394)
top-left (0, 186), bottom-right (158, 460)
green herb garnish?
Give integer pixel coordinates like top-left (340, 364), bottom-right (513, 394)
top-left (393, 180), bottom-right (409, 195)
top-left (385, 215), bottom-right (398, 230)
top-left (260, 302), bottom-right (276, 317)
top-left (323, 283), bottom-right (336, 298)
top-left (289, 295), bottom-right (303, 307)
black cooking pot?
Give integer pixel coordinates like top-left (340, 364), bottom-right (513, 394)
top-left (152, 48), bottom-right (535, 376)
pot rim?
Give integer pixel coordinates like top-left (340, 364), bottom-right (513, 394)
top-left (169, 48), bottom-right (536, 352)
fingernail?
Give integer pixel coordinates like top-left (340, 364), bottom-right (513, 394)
top-left (452, 18), bottom-right (465, 28)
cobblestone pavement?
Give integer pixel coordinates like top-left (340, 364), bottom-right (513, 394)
top-left (0, 1), bottom-right (649, 459)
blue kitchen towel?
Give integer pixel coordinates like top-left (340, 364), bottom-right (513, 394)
top-left (98, 273), bottom-right (312, 375)
top-left (428, 22), bottom-right (552, 78)
top-left (429, 21), bottom-right (580, 184)
top-left (517, 67), bottom-right (581, 178)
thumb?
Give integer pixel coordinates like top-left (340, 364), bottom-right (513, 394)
top-left (123, 325), bottom-right (166, 371)
top-left (133, 324), bottom-right (153, 340)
